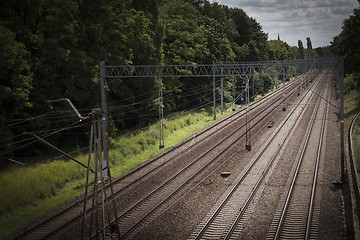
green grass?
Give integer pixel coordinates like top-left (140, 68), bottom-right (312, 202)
top-left (0, 160), bottom-right (87, 237)
top-left (109, 110), bottom-right (224, 177)
top-left (0, 107), bottom-right (232, 238)
top-left (0, 181), bottom-right (85, 238)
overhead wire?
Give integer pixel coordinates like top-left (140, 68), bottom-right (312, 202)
top-left (2, 76), bottom-right (227, 160)
top-left (1, 76), bottom-right (213, 120)
top-left (164, 91), bottom-right (214, 113)
top-left (109, 89), bottom-right (214, 124)
top-left (1, 107), bottom-right (91, 129)
top-left (0, 132), bottom-right (27, 145)
top-left (1, 119), bottom-right (89, 156)
top-left (0, 112), bottom-right (55, 130)
top-left (108, 77), bottom-right (224, 120)
top-left (107, 78), bottom-right (219, 130)
top-left (107, 79), bottom-right (216, 118)
top-left (0, 89), bottom-right (156, 131)
top-left (0, 113), bottom-right (89, 148)
top-left (0, 78), bottom-right (212, 131)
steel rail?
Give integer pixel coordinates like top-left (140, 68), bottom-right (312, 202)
top-left (273, 76), bottom-right (325, 239)
top-left (348, 108), bottom-right (360, 236)
top-left (305, 74), bottom-right (330, 239)
top-left (95, 75), bottom-right (309, 239)
top-left (12, 75), bottom-right (303, 240)
top-left (127, 80), bottom-right (313, 240)
top-left (226, 78), bottom-right (323, 240)
top-left (115, 96), bottom-right (293, 238)
top-left (226, 79), bottom-right (324, 240)
top-left (192, 73), bottom-right (323, 240)
top-left (272, 74), bottom-right (329, 239)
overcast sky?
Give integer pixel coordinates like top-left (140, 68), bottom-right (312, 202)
top-left (211, 0), bottom-right (359, 48)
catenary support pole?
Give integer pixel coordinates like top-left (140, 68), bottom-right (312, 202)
top-left (275, 63), bottom-right (278, 89)
top-left (213, 61), bottom-right (216, 120)
top-left (245, 76), bottom-right (251, 151)
top-left (251, 74), bottom-right (255, 102)
top-left (283, 66), bottom-right (286, 111)
top-left (100, 61), bottom-right (108, 178)
top-left (339, 57), bottom-right (345, 182)
top-left (232, 74), bottom-right (235, 111)
top-left (221, 64), bottom-right (224, 115)
top-left (159, 77), bottom-right (165, 149)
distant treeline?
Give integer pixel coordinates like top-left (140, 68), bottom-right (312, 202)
top-left (0, 0), bottom-right (331, 164)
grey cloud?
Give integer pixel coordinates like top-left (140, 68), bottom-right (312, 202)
top-left (291, 11), bottom-right (299, 18)
top-left (306, 11), bottom-right (315, 18)
top-left (214, 0), bottom-right (359, 47)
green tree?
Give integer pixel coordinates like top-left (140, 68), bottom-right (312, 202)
top-left (306, 37), bottom-right (312, 50)
top-left (298, 40), bottom-right (304, 59)
top-left (160, 0), bottom-right (211, 64)
top-left (0, 0), bottom-right (159, 159)
top-left (0, 0), bottom-right (277, 163)
top-left (332, 4), bottom-right (360, 76)
top-left (230, 8), bottom-right (269, 61)
top-left (267, 40), bottom-right (294, 60)
top-left (332, 4), bottom-right (360, 92)
top-left (0, 25), bottom-right (32, 163)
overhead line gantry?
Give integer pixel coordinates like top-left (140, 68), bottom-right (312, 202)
top-left (99, 57), bottom-right (344, 180)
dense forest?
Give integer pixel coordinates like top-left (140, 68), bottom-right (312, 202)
top-left (0, 0), bottom-right (327, 165)
top-left (331, 2), bottom-right (360, 92)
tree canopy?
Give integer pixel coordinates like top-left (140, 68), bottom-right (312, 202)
top-left (332, 3), bottom-right (360, 92)
top-left (0, 0), bottom-right (320, 165)
top-left (332, 4), bottom-right (360, 75)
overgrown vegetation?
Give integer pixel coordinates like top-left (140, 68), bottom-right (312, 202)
top-left (344, 72), bottom-right (360, 94)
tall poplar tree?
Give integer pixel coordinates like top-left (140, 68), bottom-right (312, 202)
top-left (306, 37), bottom-right (312, 50)
top-left (298, 40), bottom-right (304, 59)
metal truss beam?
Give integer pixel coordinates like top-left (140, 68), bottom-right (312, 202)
top-left (99, 56), bottom-right (344, 181)
top-left (105, 58), bottom-right (339, 78)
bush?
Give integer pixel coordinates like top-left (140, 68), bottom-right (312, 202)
top-left (344, 72), bottom-right (360, 93)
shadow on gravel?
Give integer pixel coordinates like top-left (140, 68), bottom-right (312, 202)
top-left (343, 174), bottom-right (356, 239)
top-left (330, 182), bottom-right (343, 192)
top-left (345, 106), bottom-right (360, 119)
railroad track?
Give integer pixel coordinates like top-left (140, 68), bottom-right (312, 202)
top-left (11, 74), bottom-right (307, 240)
top-left (93, 74), bottom-right (309, 239)
top-left (347, 98), bottom-right (360, 238)
top-left (187, 72), bottom-right (325, 240)
top-left (266, 72), bottom-right (330, 239)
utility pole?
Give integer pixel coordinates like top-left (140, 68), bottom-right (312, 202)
top-left (81, 108), bottom-right (120, 240)
top-left (159, 77), bottom-right (165, 149)
top-left (275, 63), bottom-right (278, 89)
top-left (245, 77), bottom-right (251, 151)
top-left (41, 96), bottom-right (119, 239)
top-left (339, 57), bottom-right (345, 183)
top-left (282, 66), bottom-right (286, 111)
top-left (100, 61), bottom-right (108, 178)
top-left (232, 74), bottom-right (236, 111)
top-left (221, 64), bottom-right (224, 115)
top-left (213, 61), bottom-right (216, 120)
